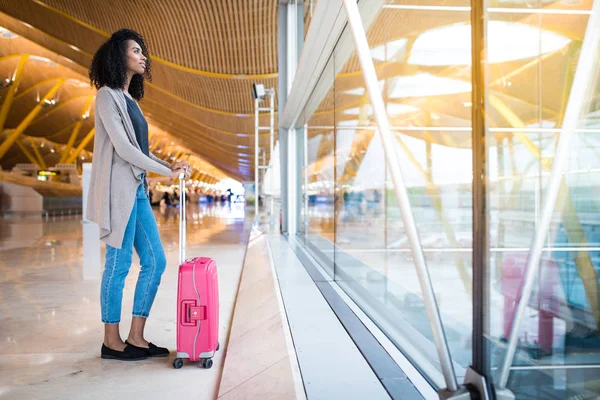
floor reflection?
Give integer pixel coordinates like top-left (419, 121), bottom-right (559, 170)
top-left (0, 202), bottom-right (250, 399)
top-left (303, 201), bottom-right (600, 397)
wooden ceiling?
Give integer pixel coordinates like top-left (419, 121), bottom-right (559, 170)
top-left (2, 0), bottom-right (588, 183)
top-left (0, 0), bottom-right (280, 180)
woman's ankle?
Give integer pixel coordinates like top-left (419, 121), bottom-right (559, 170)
top-left (126, 336), bottom-right (149, 347)
top-left (104, 338), bottom-right (125, 350)
top-left (104, 323), bottom-right (123, 349)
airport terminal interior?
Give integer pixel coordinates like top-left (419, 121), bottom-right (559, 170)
top-left (1, 0), bottom-right (600, 399)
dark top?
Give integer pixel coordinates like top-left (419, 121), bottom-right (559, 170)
top-left (125, 95), bottom-right (149, 157)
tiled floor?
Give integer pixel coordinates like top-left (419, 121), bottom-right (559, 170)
top-left (0, 202), bottom-right (250, 399)
top-left (218, 228), bottom-right (305, 400)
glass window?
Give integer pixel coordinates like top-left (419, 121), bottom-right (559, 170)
top-left (484, 2), bottom-right (600, 398)
top-left (300, 1), bottom-right (474, 388)
top-left (296, 0), bottom-right (600, 395)
top-left (302, 59), bottom-right (336, 278)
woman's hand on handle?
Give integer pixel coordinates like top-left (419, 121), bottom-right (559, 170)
top-left (170, 168), bottom-right (190, 180)
top-left (172, 161), bottom-right (191, 174)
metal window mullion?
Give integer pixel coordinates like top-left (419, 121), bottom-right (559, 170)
top-left (287, 0), bottom-right (297, 93)
top-left (471, 0), bottom-right (487, 377)
top-left (278, 4), bottom-right (289, 234)
top-left (497, 0), bottom-right (600, 388)
top-left (304, 123), bottom-right (309, 235)
top-left (288, 128), bottom-right (298, 235)
top-left (270, 92), bottom-right (275, 220)
top-left (341, 0), bottom-right (459, 392)
top-left (285, 1), bottom-right (301, 235)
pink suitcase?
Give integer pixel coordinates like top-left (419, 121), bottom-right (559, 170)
top-left (172, 175), bottom-right (219, 369)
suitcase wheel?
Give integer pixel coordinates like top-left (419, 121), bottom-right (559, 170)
top-left (200, 358), bottom-right (213, 369)
top-left (216, 342), bottom-right (220, 351)
top-left (173, 358), bottom-right (184, 369)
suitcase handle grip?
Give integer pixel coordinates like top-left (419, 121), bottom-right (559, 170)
top-left (181, 300), bottom-right (207, 326)
top-left (181, 300), bottom-right (196, 326)
top-left (179, 172), bottom-right (186, 264)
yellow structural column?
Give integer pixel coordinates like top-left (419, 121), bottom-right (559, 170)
top-left (29, 137), bottom-right (47, 169)
top-left (15, 138), bottom-right (40, 166)
top-left (172, 149), bottom-right (183, 162)
top-left (0, 55), bottom-right (29, 131)
top-left (65, 128), bottom-right (95, 164)
top-left (60, 95), bottom-right (93, 163)
top-left (0, 78), bottom-right (65, 161)
top-left (150, 137), bottom-right (164, 152)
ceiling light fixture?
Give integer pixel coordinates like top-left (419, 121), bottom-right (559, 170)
top-left (0, 30), bottom-right (17, 39)
top-left (41, 98), bottom-right (57, 108)
top-left (30, 55), bottom-right (51, 63)
top-left (0, 78), bottom-right (13, 89)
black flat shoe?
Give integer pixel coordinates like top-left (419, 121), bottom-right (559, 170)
top-left (101, 344), bottom-right (148, 361)
top-left (125, 341), bottom-right (170, 358)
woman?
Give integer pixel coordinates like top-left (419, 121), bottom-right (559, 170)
top-left (87, 29), bottom-right (190, 361)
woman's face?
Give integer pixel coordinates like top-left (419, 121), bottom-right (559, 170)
top-left (125, 40), bottom-right (147, 75)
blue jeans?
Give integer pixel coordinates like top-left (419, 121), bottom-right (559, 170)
top-left (101, 182), bottom-right (167, 324)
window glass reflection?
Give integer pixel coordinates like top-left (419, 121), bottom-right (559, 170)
top-left (298, 0), bottom-right (600, 395)
top-left (485, 3), bottom-right (600, 399)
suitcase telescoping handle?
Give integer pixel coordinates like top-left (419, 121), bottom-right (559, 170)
top-left (179, 172), bottom-right (186, 264)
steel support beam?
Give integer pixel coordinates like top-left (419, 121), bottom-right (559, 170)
top-left (150, 137), bottom-right (164, 152)
top-left (65, 128), bottom-right (94, 164)
top-left (0, 79), bottom-right (65, 161)
top-left (0, 55), bottom-right (28, 131)
top-left (15, 138), bottom-right (39, 166)
top-left (342, 0), bottom-right (459, 392)
top-left (173, 149), bottom-right (183, 162)
top-left (60, 95), bottom-right (93, 163)
top-left (48, 122), bottom-right (77, 140)
top-left (29, 95), bottom-right (90, 126)
top-left (29, 137), bottom-right (47, 169)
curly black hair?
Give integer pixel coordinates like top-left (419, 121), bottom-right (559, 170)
top-left (89, 29), bottom-right (152, 100)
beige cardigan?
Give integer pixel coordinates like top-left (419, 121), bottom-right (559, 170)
top-left (86, 86), bottom-right (172, 249)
